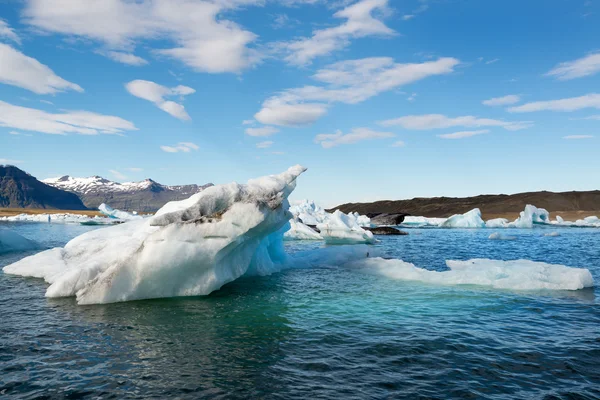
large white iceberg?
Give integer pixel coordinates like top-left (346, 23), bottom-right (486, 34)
top-left (4, 166), bottom-right (307, 304)
top-left (0, 230), bottom-right (39, 254)
top-left (98, 203), bottom-right (143, 221)
top-left (353, 258), bottom-right (594, 291)
top-left (283, 219), bottom-right (323, 241)
top-left (289, 200), bottom-right (328, 226)
top-left (509, 204), bottom-right (550, 228)
top-left (440, 208), bottom-right (486, 228)
top-left (317, 210), bottom-right (375, 244)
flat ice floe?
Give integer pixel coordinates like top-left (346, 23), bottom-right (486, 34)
top-left (352, 258), bottom-right (594, 291)
top-left (4, 166), bottom-right (307, 304)
top-left (0, 230), bottom-right (39, 254)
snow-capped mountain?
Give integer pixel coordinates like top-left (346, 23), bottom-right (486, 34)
top-left (43, 175), bottom-right (213, 212)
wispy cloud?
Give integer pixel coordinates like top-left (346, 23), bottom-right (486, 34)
top-left (276, 0), bottom-right (395, 66)
top-left (256, 140), bottom-right (273, 148)
top-left (256, 56), bottom-right (460, 126)
top-left (101, 50), bottom-right (148, 66)
top-left (438, 129), bottom-right (490, 139)
top-left (242, 119), bottom-right (255, 125)
top-left (508, 93), bottom-right (600, 113)
top-left (0, 100), bottom-right (137, 135)
top-left (109, 169), bottom-right (128, 180)
top-left (391, 140), bottom-right (405, 147)
top-left (0, 19), bottom-right (21, 44)
top-left (0, 43), bottom-right (83, 94)
top-left (160, 142), bottom-right (199, 153)
top-left (482, 95), bottom-right (520, 106)
top-left (563, 135), bottom-right (594, 139)
top-left (245, 126), bottom-right (280, 137)
top-left (379, 114), bottom-right (533, 131)
top-left (125, 80), bottom-right (195, 121)
top-left (485, 58), bottom-right (500, 64)
top-left (0, 158), bottom-right (23, 165)
top-left (545, 52), bottom-right (600, 80)
top-left (315, 127), bottom-right (394, 148)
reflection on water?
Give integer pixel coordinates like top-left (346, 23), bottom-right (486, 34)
top-left (1, 223), bottom-right (599, 398)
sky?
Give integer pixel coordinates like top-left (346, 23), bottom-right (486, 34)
top-left (1, 0), bottom-right (599, 207)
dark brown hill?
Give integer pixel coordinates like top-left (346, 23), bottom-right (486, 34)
top-left (331, 191), bottom-right (600, 218)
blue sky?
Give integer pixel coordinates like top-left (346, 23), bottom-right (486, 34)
top-left (1, 0), bottom-right (599, 207)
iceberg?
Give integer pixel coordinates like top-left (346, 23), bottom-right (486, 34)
top-left (352, 258), bottom-right (594, 291)
top-left (440, 208), bottom-right (486, 228)
top-left (0, 213), bottom-right (112, 224)
top-left (0, 230), bottom-right (39, 254)
top-left (544, 232), bottom-right (560, 237)
top-left (401, 216), bottom-right (446, 227)
top-left (509, 204), bottom-right (550, 228)
top-left (283, 219), bottom-right (323, 241)
top-left (98, 203), bottom-right (143, 221)
top-left (488, 232), bottom-right (516, 241)
top-left (317, 210), bottom-right (375, 244)
top-left (485, 218), bottom-right (509, 228)
top-left (4, 166), bottom-right (307, 305)
top-left (289, 200), bottom-right (328, 226)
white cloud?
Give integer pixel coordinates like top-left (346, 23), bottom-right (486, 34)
top-left (23, 0), bottom-right (261, 73)
top-left (314, 127), bottom-right (394, 148)
top-left (438, 129), bottom-right (490, 139)
top-left (245, 126), bottom-right (280, 136)
top-left (0, 100), bottom-right (137, 135)
top-left (402, 14), bottom-right (415, 20)
top-left (9, 131), bottom-right (21, 135)
top-left (545, 52), bottom-right (600, 80)
top-left (0, 158), bottom-right (23, 164)
top-left (508, 93), bottom-right (600, 113)
top-left (278, 0), bottom-right (395, 66)
top-left (103, 51), bottom-right (148, 66)
top-left (127, 167), bottom-right (143, 172)
top-left (109, 169), bottom-right (128, 180)
top-left (379, 114), bottom-right (533, 131)
top-left (242, 119), bottom-right (255, 125)
top-left (581, 115), bottom-right (600, 120)
top-left (256, 56), bottom-right (460, 126)
top-left (482, 94), bottom-right (520, 106)
top-left (407, 92), bottom-right (417, 102)
top-left (485, 58), bottom-right (499, 64)
top-left (0, 43), bottom-right (83, 94)
top-left (40, 100), bottom-right (54, 105)
top-left (0, 19), bottom-right (21, 44)
top-left (160, 142), bottom-right (199, 153)
top-left (391, 140), bottom-right (405, 147)
top-left (125, 80), bottom-right (195, 120)
top-left (256, 140), bottom-right (273, 148)
top-left (563, 135), bottom-right (594, 139)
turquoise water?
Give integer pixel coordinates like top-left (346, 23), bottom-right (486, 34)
top-left (1, 223), bottom-right (599, 399)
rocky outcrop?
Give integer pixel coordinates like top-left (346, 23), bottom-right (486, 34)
top-left (363, 226), bottom-right (408, 235)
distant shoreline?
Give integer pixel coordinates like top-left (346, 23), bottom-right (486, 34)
top-left (0, 208), bottom-right (103, 218)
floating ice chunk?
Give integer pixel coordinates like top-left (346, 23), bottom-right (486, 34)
top-left (555, 216), bottom-right (564, 224)
top-left (488, 232), bottom-right (516, 240)
top-left (486, 218), bottom-right (509, 228)
top-left (544, 232), bottom-right (560, 237)
top-left (350, 212), bottom-right (371, 227)
top-left (283, 219), bottom-right (323, 241)
top-left (0, 230), bottom-right (40, 254)
top-left (317, 210), bottom-right (375, 244)
top-left (4, 165), bottom-right (307, 304)
top-left (510, 204), bottom-right (550, 228)
top-left (440, 208), bottom-right (486, 228)
top-left (0, 213), bottom-right (111, 224)
top-left (289, 200), bottom-right (328, 226)
top-left (401, 216), bottom-right (446, 227)
top-left (98, 203), bottom-right (143, 221)
top-left (352, 258), bottom-right (594, 291)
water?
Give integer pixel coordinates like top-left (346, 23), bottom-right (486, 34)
top-left (1, 223), bottom-right (599, 399)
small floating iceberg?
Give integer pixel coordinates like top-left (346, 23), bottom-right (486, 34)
top-left (283, 219), bottom-right (323, 241)
top-left (317, 210), bottom-right (375, 244)
top-left (98, 203), bottom-right (143, 221)
top-left (401, 216), bottom-right (447, 227)
top-left (4, 166), bottom-right (307, 305)
top-left (0, 230), bottom-right (39, 254)
top-left (352, 258), bottom-right (594, 291)
top-left (488, 232), bottom-right (516, 241)
top-left (486, 218), bottom-right (510, 228)
top-left (440, 208), bottom-right (486, 228)
top-left (509, 205), bottom-right (550, 228)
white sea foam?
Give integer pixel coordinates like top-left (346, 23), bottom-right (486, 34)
top-left (4, 166), bottom-right (307, 304)
top-left (351, 258), bottom-right (594, 291)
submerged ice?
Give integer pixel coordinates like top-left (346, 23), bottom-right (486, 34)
top-left (353, 258), bottom-right (594, 291)
top-left (0, 230), bottom-right (39, 254)
top-left (4, 166), bottom-right (307, 304)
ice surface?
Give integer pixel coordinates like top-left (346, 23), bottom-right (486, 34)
top-left (545, 232), bottom-right (560, 237)
top-left (0, 213), bottom-right (114, 224)
top-left (485, 218), bottom-right (509, 228)
top-left (0, 229), bottom-right (39, 254)
top-left (289, 200), bottom-right (328, 226)
top-left (98, 203), bottom-right (143, 221)
top-left (317, 210), bottom-right (375, 244)
top-left (352, 258), bottom-right (594, 291)
top-left (488, 232), bottom-right (516, 241)
top-left (401, 216), bottom-right (447, 227)
top-left (440, 208), bottom-right (486, 228)
top-left (283, 219), bottom-right (323, 241)
top-left (510, 204), bottom-right (550, 228)
top-left (4, 165), bottom-right (307, 304)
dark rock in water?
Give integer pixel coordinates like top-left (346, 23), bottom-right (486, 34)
top-left (369, 213), bottom-right (408, 226)
top-left (306, 224), bottom-right (320, 233)
top-left (363, 226), bottom-right (408, 235)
